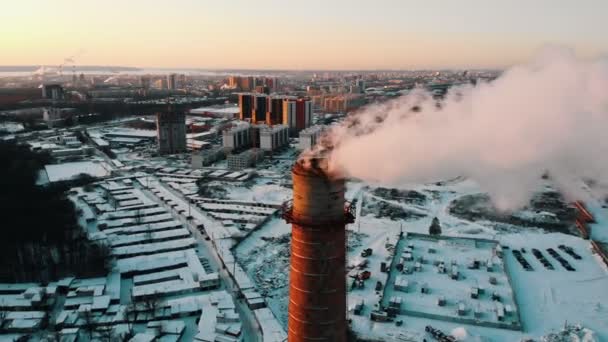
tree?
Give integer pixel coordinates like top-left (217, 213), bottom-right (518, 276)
top-left (95, 325), bottom-right (114, 342)
top-left (144, 224), bottom-right (153, 242)
top-left (0, 310), bottom-right (6, 332)
top-left (134, 209), bottom-right (143, 226)
top-left (143, 291), bottom-right (162, 317)
top-left (124, 299), bottom-right (138, 334)
top-left (80, 308), bottom-right (95, 339)
top-left (0, 141), bottom-right (107, 283)
top-left (429, 217), bottom-right (442, 236)
top-left (45, 330), bottom-right (62, 342)
top-left (16, 334), bottom-right (31, 342)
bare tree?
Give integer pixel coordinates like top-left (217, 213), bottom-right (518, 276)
top-left (134, 209), bottom-right (143, 225)
top-left (15, 334), bottom-right (31, 342)
top-left (95, 325), bottom-right (114, 342)
top-left (143, 291), bottom-right (162, 317)
top-left (124, 300), bottom-right (138, 336)
top-left (80, 308), bottom-right (95, 339)
top-left (0, 310), bottom-right (6, 332)
top-left (45, 330), bottom-right (62, 342)
top-left (144, 223), bottom-right (153, 242)
top-left (115, 330), bottom-right (134, 342)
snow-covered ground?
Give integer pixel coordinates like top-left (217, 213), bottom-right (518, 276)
top-left (378, 234), bottom-right (521, 330)
top-left (0, 121), bottom-right (24, 133)
top-left (4, 120), bottom-right (608, 341)
top-left (235, 218), bottom-right (291, 325)
top-left (44, 161), bottom-right (111, 182)
top-left (233, 177), bottom-right (608, 341)
top-left (224, 183), bottom-right (292, 204)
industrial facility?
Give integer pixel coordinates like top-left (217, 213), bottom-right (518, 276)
top-left (282, 157), bottom-right (355, 341)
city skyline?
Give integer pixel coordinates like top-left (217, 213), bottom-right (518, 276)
top-left (2, 0), bottom-right (607, 70)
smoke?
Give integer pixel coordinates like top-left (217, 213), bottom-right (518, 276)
top-left (103, 76), bottom-right (118, 83)
top-left (62, 48), bottom-right (86, 67)
top-left (450, 327), bottom-right (468, 340)
top-left (323, 47), bottom-right (608, 211)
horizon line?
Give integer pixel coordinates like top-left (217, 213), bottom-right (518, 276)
top-left (0, 65), bottom-right (503, 73)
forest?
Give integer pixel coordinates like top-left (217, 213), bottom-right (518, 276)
top-left (0, 141), bottom-right (109, 282)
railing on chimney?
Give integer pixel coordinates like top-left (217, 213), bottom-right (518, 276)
top-left (281, 199), bottom-right (355, 226)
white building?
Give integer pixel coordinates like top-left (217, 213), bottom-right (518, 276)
top-left (59, 134), bottom-right (82, 148)
top-left (222, 123), bottom-right (251, 151)
top-left (258, 124), bottom-right (289, 152)
top-left (192, 147), bottom-right (225, 168)
top-left (227, 148), bottom-right (264, 170)
top-left (298, 125), bottom-right (324, 151)
top-left (43, 108), bottom-right (76, 128)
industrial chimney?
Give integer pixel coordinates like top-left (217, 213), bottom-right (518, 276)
top-left (283, 157), bottom-right (355, 341)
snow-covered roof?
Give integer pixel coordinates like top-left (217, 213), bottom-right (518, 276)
top-left (44, 161), bottom-right (111, 182)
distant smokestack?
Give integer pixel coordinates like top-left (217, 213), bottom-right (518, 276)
top-left (283, 157), bottom-right (354, 341)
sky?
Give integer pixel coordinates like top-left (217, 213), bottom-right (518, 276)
top-left (1, 0), bottom-right (607, 70)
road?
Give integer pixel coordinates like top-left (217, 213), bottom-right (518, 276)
top-left (134, 176), bottom-right (263, 342)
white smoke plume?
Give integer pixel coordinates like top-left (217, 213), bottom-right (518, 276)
top-left (323, 47), bottom-right (608, 211)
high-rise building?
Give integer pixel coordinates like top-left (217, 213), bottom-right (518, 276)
top-left (228, 76), bottom-right (239, 89)
top-left (295, 98), bottom-right (313, 131)
top-left (255, 85), bottom-right (270, 94)
top-left (266, 96), bottom-right (284, 125)
top-left (258, 124), bottom-right (289, 152)
top-left (177, 74), bottom-right (187, 89)
top-left (282, 98), bottom-right (297, 135)
top-left (283, 97), bottom-right (312, 136)
top-left (42, 107), bottom-right (70, 128)
top-left (238, 93), bottom-right (254, 121)
top-left (41, 84), bottom-right (65, 101)
top-left (156, 111), bottom-right (187, 154)
top-left (222, 122), bottom-right (251, 151)
top-left (154, 78), bottom-right (168, 89)
top-left (167, 73), bottom-right (177, 90)
top-left (319, 94), bottom-right (366, 113)
top-left (139, 76), bottom-right (151, 89)
top-left (238, 76), bottom-right (255, 91)
top-left (229, 76), bottom-right (256, 91)
top-left (252, 94), bottom-right (267, 123)
top-left (265, 77), bottom-right (279, 91)
top-left (298, 125), bottom-right (324, 151)
top-left (355, 78), bottom-right (366, 93)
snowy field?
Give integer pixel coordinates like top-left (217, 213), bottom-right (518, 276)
top-left (4, 119), bottom-right (608, 341)
top-left (235, 218), bottom-right (292, 325)
top-left (223, 182), bottom-right (292, 204)
top-left (234, 177), bottom-right (608, 341)
top-left (0, 121), bottom-right (24, 133)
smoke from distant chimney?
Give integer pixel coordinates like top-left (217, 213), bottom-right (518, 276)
top-left (318, 47), bottom-right (608, 211)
